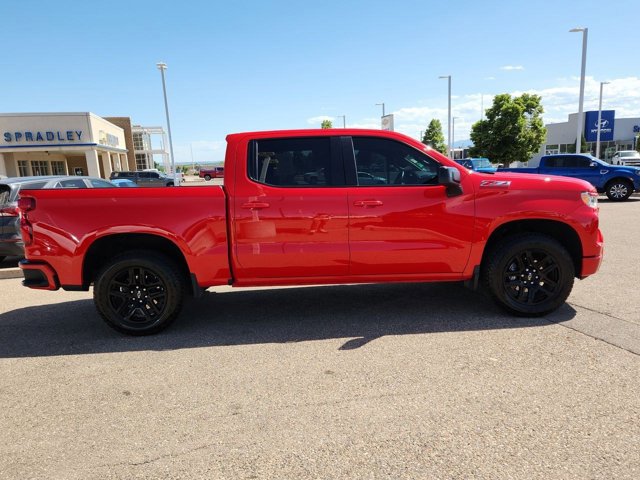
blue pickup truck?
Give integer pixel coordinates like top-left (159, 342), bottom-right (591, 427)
top-left (500, 154), bottom-right (640, 201)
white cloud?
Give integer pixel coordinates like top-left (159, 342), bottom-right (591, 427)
top-left (306, 115), bottom-right (334, 125)
top-left (500, 65), bottom-right (525, 71)
top-left (387, 76), bottom-right (640, 144)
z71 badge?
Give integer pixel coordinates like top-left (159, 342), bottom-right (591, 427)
top-left (480, 180), bottom-right (511, 188)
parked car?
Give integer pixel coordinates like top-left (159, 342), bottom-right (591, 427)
top-left (0, 176), bottom-right (115, 262)
top-left (110, 179), bottom-right (139, 188)
top-left (455, 158), bottom-right (497, 173)
top-left (199, 167), bottom-right (224, 181)
top-left (611, 150), bottom-right (640, 167)
top-left (18, 129), bottom-right (603, 335)
top-left (499, 153), bottom-right (640, 201)
top-left (110, 171), bottom-right (175, 187)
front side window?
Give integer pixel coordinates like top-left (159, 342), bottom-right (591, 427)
top-left (352, 137), bottom-right (440, 185)
top-left (249, 137), bottom-right (333, 187)
top-left (89, 179), bottom-right (113, 188)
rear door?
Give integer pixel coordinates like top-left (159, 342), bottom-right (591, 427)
top-left (345, 136), bottom-right (475, 275)
top-left (231, 135), bottom-right (350, 280)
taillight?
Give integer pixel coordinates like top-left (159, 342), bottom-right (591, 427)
top-left (0, 204), bottom-right (18, 216)
top-left (17, 196), bottom-right (35, 246)
top-left (18, 196), bottom-right (36, 213)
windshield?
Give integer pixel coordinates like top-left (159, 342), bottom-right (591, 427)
top-left (474, 159), bottom-right (493, 168)
top-left (620, 151), bottom-right (640, 158)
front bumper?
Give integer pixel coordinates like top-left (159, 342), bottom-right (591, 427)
top-left (19, 260), bottom-right (60, 290)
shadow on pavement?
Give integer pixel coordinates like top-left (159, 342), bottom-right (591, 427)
top-left (0, 282), bottom-right (576, 358)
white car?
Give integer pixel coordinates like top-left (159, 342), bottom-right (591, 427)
top-left (611, 150), bottom-right (640, 167)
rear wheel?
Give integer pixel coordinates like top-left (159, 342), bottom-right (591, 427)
top-left (483, 234), bottom-right (575, 317)
top-left (204, 174), bottom-right (211, 181)
top-left (605, 179), bottom-right (632, 201)
top-left (93, 251), bottom-right (185, 335)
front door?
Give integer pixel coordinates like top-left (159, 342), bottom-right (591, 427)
top-left (346, 136), bottom-right (475, 276)
top-left (232, 136), bottom-right (350, 281)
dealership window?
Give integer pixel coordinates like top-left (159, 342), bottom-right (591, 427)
top-left (17, 160), bottom-right (29, 176)
top-left (30, 160), bottom-right (50, 176)
top-left (51, 161), bottom-right (66, 175)
top-left (135, 153), bottom-right (149, 170)
top-left (249, 137), bottom-right (334, 187)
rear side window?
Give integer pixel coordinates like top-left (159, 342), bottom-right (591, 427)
top-left (57, 179), bottom-right (87, 189)
top-left (249, 137), bottom-right (334, 187)
top-left (17, 181), bottom-right (49, 192)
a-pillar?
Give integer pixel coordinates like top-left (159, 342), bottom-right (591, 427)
top-left (84, 149), bottom-right (101, 178)
top-left (0, 153), bottom-right (7, 177)
top-left (101, 151), bottom-right (112, 178)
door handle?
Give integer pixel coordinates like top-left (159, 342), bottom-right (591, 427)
top-left (241, 202), bottom-right (270, 209)
top-left (353, 200), bottom-right (383, 207)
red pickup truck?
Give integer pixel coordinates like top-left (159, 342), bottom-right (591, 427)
top-left (17, 129), bottom-right (603, 335)
top-left (199, 166), bottom-right (224, 181)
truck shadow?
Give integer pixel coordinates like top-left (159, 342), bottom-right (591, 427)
top-left (0, 282), bottom-right (576, 358)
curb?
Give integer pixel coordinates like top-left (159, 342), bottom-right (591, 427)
top-left (0, 268), bottom-right (23, 280)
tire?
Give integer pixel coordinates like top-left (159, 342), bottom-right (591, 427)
top-left (605, 179), bottom-right (633, 201)
top-left (482, 233), bottom-right (575, 317)
top-left (204, 175), bottom-right (211, 181)
top-left (93, 251), bottom-right (185, 335)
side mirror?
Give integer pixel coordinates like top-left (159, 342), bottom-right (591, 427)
top-left (438, 166), bottom-right (463, 197)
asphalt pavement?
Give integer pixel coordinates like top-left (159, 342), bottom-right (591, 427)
top-left (0, 198), bottom-right (638, 479)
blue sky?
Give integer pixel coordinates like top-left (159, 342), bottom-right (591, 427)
top-left (2, 0), bottom-right (638, 163)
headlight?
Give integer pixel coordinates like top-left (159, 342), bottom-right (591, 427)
top-left (581, 191), bottom-right (598, 208)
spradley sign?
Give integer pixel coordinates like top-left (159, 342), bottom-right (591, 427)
top-left (2, 130), bottom-right (84, 143)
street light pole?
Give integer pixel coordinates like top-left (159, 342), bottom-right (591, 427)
top-left (337, 115), bottom-right (346, 128)
top-left (439, 75), bottom-right (452, 157)
top-left (157, 62), bottom-right (177, 184)
top-left (596, 81), bottom-right (610, 159)
top-left (570, 27), bottom-right (588, 153)
top-left (452, 117), bottom-right (459, 158)
top-left (375, 102), bottom-right (385, 117)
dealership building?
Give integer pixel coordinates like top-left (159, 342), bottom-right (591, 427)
top-left (0, 113), bottom-right (168, 179)
top-left (533, 110), bottom-right (640, 165)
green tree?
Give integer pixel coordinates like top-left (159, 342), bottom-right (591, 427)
top-left (469, 93), bottom-right (546, 167)
top-left (321, 119), bottom-right (333, 129)
top-left (421, 119), bottom-right (447, 154)
top-left (567, 134), bottom-right (588, 154)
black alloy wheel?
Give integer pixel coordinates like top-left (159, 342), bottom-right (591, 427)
top-left (483, 233), bottom-right (574, 316)
top-left (94, 252), bottom-right (184, 335)
top-left (502, 249), bottom-right (561, 307)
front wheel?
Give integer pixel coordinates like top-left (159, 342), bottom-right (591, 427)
top-left (605, 179), bottom-right (632, 201)
top-left (204, 175), bottom-right (211, 181)
top-left (483, 234), bottom-right (575, 317)
top-left (94, 252), bottom-right (185, 335)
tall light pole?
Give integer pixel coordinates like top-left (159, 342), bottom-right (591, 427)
top-left (157, 62), bottom-right (176, 183)
top-left (452, 116), bottom-right (459, 158)
top-left (336, 115), bottom-right (346, 128)
top-left (570, 27), bottom-right (588, 153)
top-left (375, 102), bottom-right (386, 117)
top-left (596, 81), bottom-right (610, 159)
top-left (439, 75), bottom-right (452, 157)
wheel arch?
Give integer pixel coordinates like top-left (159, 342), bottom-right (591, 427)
top-left (82, 233), bottom-right (193, 293)
top-left (481, 219), bottom-right (583, 278)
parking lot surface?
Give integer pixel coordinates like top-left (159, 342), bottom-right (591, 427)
top-left (0, 199), bottom-right (638, 479)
